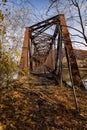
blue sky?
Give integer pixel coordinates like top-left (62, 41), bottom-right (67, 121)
top-left (0, 0), bottom-right (87, 50)
top-left (28, 0), bottom-right (49, 9)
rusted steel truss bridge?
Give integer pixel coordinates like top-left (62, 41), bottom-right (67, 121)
top-left (20, 14), bottom-right (85, 89)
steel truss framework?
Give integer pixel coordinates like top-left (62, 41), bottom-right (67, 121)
top-left (20, 14), bottom-right (85, 89)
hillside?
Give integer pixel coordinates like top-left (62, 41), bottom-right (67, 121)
top-left (62, 49), bottom-right (87, 60)
top-left (45, 49), bottom-right (87, 68)
top-left (0, 77), bottom-right (87, 130)
top-left (73, 49), bottom-right (87, 60)
top-left (62, 49), bottom-right (87, 68)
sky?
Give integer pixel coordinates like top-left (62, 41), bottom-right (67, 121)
top-left (28, 0), bottom-right (53, 24)
top-left (23, 0), bottom-right (87, 50)
top-left (29, 0), bottom-right (49, 9)
top-left (0, 0), bottom-right (87, 50)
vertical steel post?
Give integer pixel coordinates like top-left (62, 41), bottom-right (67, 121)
top-left (20, 28), bottom-right (30, 69)
top-left (28, 32), bottom-right (32, 71)
top-left (65, 47), bottom-right (79, 112)
top-left (58, 14), bottom-right (85, 89)
top-left (58, 26), bottom-right (63, 87)
top-left (55, 33), bottom-right (60, 72)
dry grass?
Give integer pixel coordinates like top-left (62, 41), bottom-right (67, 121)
top-left (0, 76), bottom-right (87, 130)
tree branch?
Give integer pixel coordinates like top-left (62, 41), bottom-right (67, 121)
top-left (71, 40), bottom-right (87, 46)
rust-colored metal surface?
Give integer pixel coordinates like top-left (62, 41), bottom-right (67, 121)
top-left (58, 15), bottom-right (84, 88)
top-left (20, 14), bottom-right (85, 89)
top-left (20, 28), bottom-right (30, 69)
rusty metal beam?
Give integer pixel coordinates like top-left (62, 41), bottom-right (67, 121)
top-left (54, 32), bottom-right (60, 72)
top-left (58, 26), bottom-right (62, 87)
top-left (58, 14), bottom-right (85, 89)
top-left (31, 23), bottom-right (53, 39)
top-left (20, 14), bottom-right (85, 89)
top-left (53, 25), bottom-right (59, 39)
top-left (29, 14), bottom-right (60, 31)
top-left (20, 28), bottom-right (30, 69)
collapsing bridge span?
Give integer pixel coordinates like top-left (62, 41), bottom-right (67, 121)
top-left (20, 14), bottom-right (85, 89)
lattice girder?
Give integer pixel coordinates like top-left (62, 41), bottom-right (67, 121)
top-left (20, 14), bottom-right (85, 89)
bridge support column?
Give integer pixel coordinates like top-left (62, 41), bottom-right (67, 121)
top-left (20, 28), bottom-right (29, 69)
top-left (58, 14), bottom-right (85, 89)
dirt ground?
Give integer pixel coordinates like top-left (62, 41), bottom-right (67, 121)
top-left (0, 77), bottom-right (87, 130)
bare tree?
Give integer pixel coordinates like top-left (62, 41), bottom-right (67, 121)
top-left (68, 0), bottom-right (87, 44)
top-left (0, 0), bottom-right (31, 51)
top-left (48, 0), bottom-right (87, 48)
